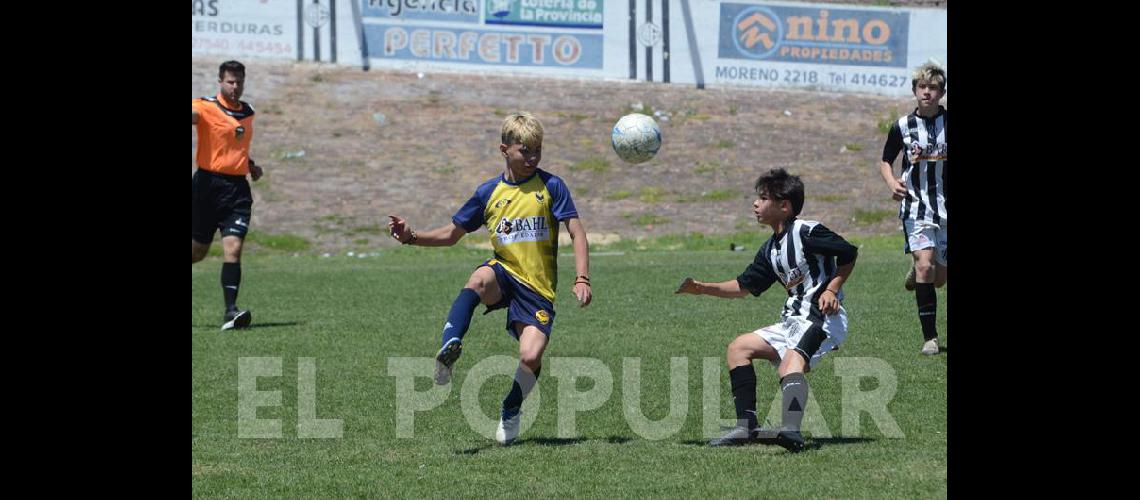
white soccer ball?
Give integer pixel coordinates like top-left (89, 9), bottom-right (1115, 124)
top-left (611, 113), bottom-right (662, 164)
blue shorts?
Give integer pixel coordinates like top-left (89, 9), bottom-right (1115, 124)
top-left (480, 260), bottom-right (555, 339)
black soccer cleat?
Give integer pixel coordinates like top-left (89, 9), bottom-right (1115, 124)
top-left (755, 428), bottom-right (806, 453)
top-left (433, 338), bottom-right (463, 385)
top-left (222, 309), bottom-right (252, 330)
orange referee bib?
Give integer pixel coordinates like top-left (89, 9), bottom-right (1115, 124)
top-left (193, 94), bottom-right (255, 176)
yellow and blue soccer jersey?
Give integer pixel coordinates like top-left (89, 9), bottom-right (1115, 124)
top-left (452, 169), bottom-right (579, 302)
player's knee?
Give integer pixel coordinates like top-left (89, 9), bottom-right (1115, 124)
top-left (222, 242), bottom-right (243, 260)
top-left (463, 277), bottom-right (485, 294)
top-left (914, 260), bottom-right (936, 276)
top-left (777, 352), bottom-right (808, 378)
top-left (726, 336), bottom-right (754, 361)
top-left (519, 350), bottom-right (543, 369)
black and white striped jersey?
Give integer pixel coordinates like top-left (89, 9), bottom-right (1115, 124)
top-left (736, 218), bottom-right (858, 322)
top-left (882, 107), bottom-right (948, 225)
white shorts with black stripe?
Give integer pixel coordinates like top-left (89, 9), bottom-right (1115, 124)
top-left (903, 218), bottom-right (948, 266)
top-left (754, 308), bottom-right (848, 370)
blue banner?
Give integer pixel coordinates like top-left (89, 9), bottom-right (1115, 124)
top-left (362, 0), bottom-right (480, 24)
top-left (718, 3), bottom-right (908, 68)
top-left (485, 0), bottom-right (603, 29)
top-left (364, 24), bottom-right (604, 68)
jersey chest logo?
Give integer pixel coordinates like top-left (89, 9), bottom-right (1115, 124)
top-left (778, 262), bottom-right (810, 290)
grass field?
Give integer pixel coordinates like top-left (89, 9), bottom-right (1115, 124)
top-left (192, 234), bottom-right (947, 497)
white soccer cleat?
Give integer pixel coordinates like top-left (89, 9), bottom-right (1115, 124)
top-left (921, 338), bottom-right (940, 356)
top-left (221, 309), bottom-right (252, 331)
top-left (495, 409), bottom-right (521, 445)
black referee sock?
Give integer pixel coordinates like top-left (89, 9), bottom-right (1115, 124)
top-left (779, 372), bottom-right (809, 432)
top-left (221, 262), bottom-right (241, 312)
top-left (916, 283), bottom-right (937, 341)
top-left (729, 365), bottom-right (758, 430)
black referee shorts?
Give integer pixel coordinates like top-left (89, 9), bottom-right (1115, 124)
top-left (192, 169), bottom-right (252, 245)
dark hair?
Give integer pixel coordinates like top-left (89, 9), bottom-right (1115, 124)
top-left (754, 168), bottom-right (804, 216)
top-left (218, 60), bottom-right (245, 80)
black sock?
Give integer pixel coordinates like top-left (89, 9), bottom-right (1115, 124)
top-left (502, 365), bottom-right (542, 414)
top-left (729, 365), bottom-right (758, 430)
top-left (221, 262), bottom-right (241, 312)
top-left (780, 372), bottom-right (809, 432)
top-left (916, 283), bottom-right (937, 341)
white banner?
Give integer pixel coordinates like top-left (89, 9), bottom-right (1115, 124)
top-left (192, 0), bottom-right (946, 96)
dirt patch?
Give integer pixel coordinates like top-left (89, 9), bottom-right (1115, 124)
top-left (194, 58), bottom-right (917, 252)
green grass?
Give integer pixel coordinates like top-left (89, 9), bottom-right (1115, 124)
top-left (570, 157), bottom-right (610, 174)
top-left (851, 209), bottom-right (895, 226)
top-left (633, 214), bottom-right (669, 226)
top-left (245, 231), bottom-right (312, 252)
top-left (346, 225), bottom-right (382, 236)
top-left (638, 187), bottom-right (667, 203)
top-left (605, 190), bottom-right (632, 201)
top-left (877, 110), bottom-right (901, 134)
top-left (844, 143), bottom-right (865, 152)
top-left (677, 189), bottom-right (736, 203)
top-left (713, 139), bottom-right (735, 149)
top-left (193, 235), bottom-right (946, 496)
top-left (557, 111), bottom-right (591, 122)
top-left (694, 161), bottom-right (719, 174)
top-left (815, 194), bottom-right (849, 203)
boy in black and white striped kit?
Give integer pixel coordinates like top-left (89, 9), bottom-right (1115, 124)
top-left (676, 169), bottom-right (858, 451)
top-left (879, 62), bottom-right (948, 356)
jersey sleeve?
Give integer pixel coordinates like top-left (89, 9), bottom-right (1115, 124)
top-left (881, 122), bottom-right (904, 164)
top-left (452, 183), bottom-right (493, 232)
top-left (802, 224), bottom-right (858, 266)
top-left (192, 98), bottom-right (207, 118)
top-left (546, 174), bottom-right (579, 221)
top-left (736, 247), bottom-right (778, 296)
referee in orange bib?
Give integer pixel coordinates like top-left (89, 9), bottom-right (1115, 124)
top-left (192, 61), bottom-right (263, 330)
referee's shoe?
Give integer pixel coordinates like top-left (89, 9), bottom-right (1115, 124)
top-left (222, 309), bottom-right (252, 330)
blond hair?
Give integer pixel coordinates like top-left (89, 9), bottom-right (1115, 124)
top-left (911, 62), bottom-right (946, 93)
top-left (501, 112), bottom-right (544, 149)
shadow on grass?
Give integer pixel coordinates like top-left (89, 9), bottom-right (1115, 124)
top-left (192, 321), bottom-right (304, 329)
top-left (457, 436), bottom-right (633, 455)
top-left (679, 436), bottom-right (875, 451)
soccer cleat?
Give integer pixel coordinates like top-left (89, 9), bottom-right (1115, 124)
top-left (921, 338), bottom-right (940, 356)
top-left (433, 338), bottom-right (463, 385)
top-left (904, 267), bottom-right (917, 291)
top-left (496, 407), bottom-right (521, 445)
top-left (221, 309), bottom-right (252, 330)
top-left (751, 426), bottom-right (806, 452)
top-left (708, 425), bottom-right (757, 447)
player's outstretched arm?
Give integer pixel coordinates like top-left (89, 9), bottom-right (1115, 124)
top-left (387, 215), bottom-right (466, 247)
top-left (675, 277), bottom-right (750, 298)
